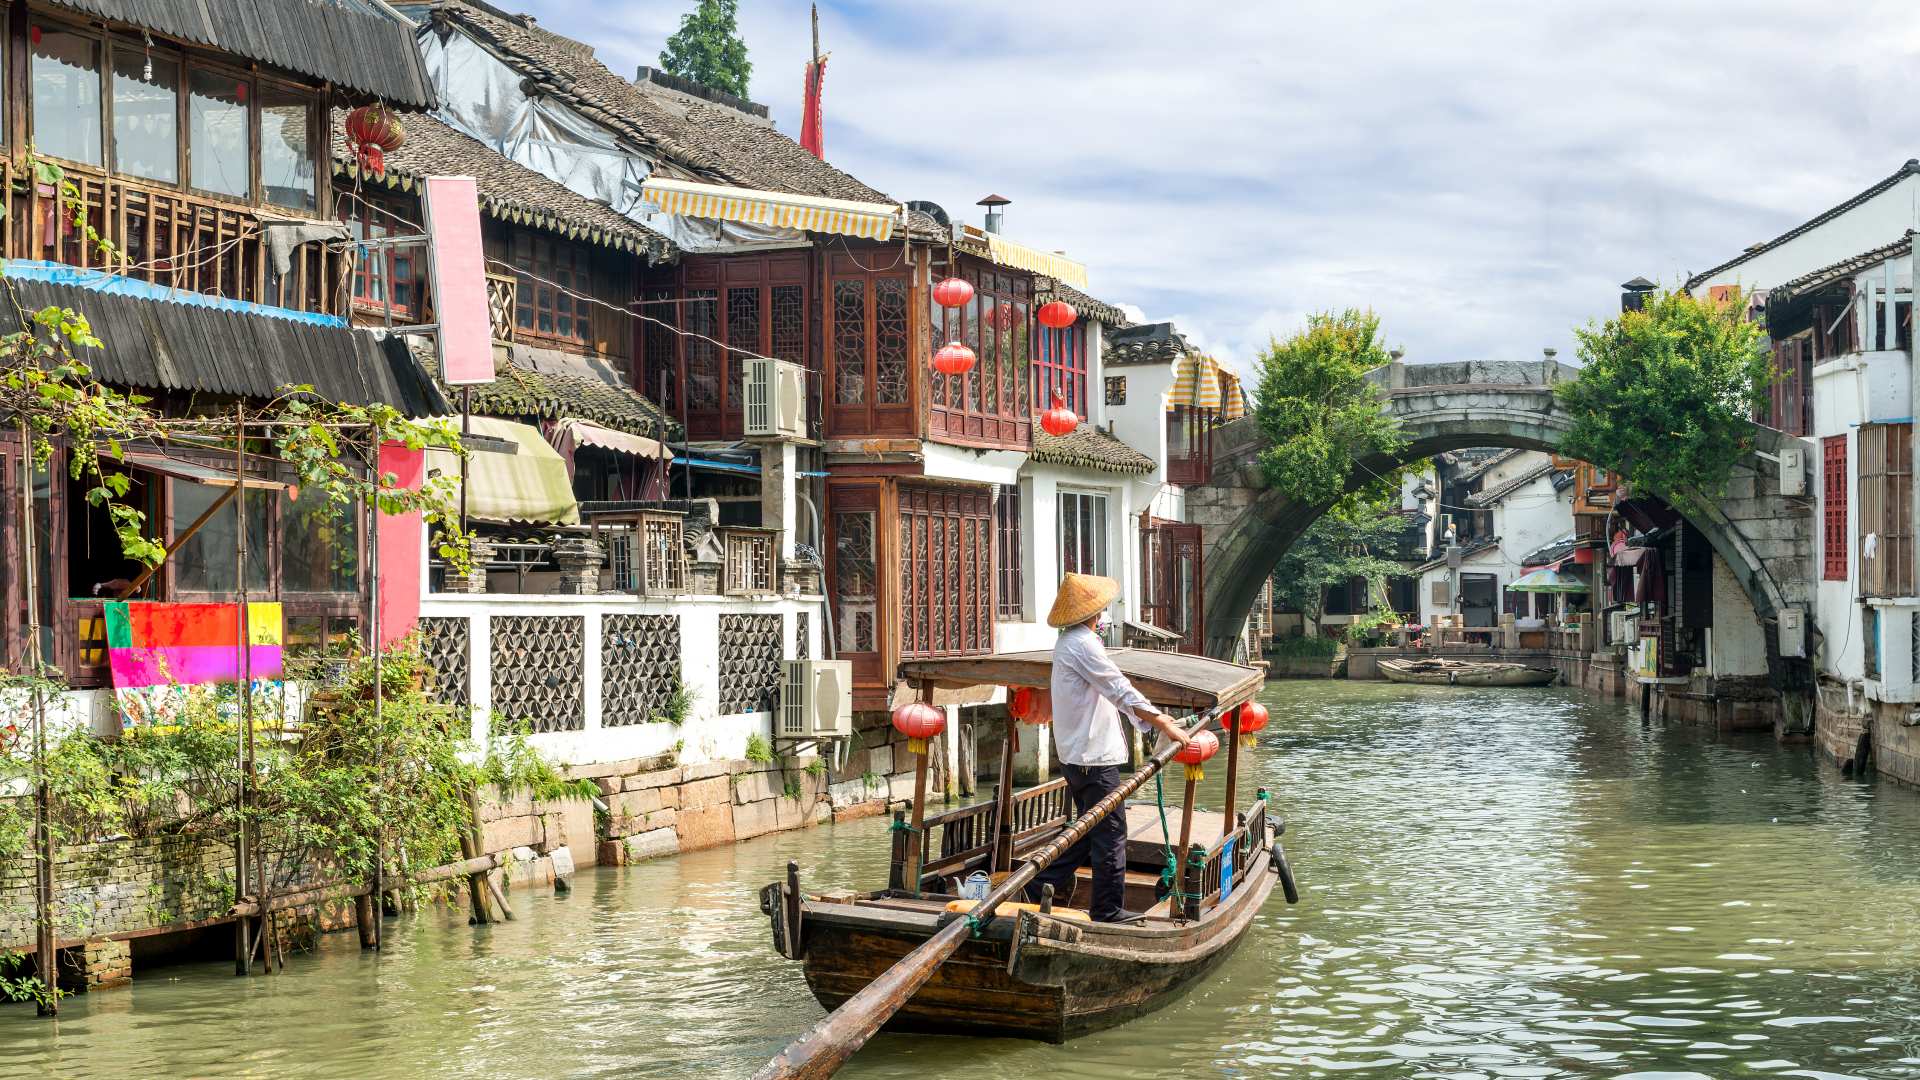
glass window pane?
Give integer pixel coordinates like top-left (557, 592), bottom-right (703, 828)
top-left (282, 487), bottom-right (358, 593)
top-left (174, 481), bottom-right (270, 593)
top-left (33, 29), bottom-right (103, 165)
top-left (189, 67), bottom-right (250, 198)
top-left (258, 85), bottom-right (314, 211)
top-left (111, 47), bottom-right (177, 183)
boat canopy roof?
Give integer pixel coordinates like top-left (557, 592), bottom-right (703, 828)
top-left (897, 649), bottom-right (1264, 713)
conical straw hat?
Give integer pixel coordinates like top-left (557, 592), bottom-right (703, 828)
top-left (1048, 573), bottom-right (1120, 628)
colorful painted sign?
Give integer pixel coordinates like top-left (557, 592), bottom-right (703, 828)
top-left (103, 602), bottom-right (284, 726)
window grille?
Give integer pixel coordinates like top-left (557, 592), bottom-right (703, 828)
top-left (722, 528), bottom-right (777, 595)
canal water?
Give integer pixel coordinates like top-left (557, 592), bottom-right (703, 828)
top-left (8, 681), bottom-right (1920, 1079)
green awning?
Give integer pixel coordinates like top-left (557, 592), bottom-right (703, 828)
top-left (428, 415), bottom-right (580, 526)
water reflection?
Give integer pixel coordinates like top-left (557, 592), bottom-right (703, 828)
top-left (6, 681), bottom-right (1920, 1079)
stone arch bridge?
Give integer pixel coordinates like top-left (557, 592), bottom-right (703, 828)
top-left (1188, 359), bottom-right (1816, 693)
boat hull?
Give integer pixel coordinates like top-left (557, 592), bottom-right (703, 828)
top-left (1380, 659), bottom-right (1557, 687)
top-left (791, 855), bottom-right (1279, 1042)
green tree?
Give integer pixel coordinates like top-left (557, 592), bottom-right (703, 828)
top-left (658, 0), bottom-right (753, 98)
top-left (1268, 502), bottom-right (1407, 630)
top-left (1251, 309), bottom-right (1407, 513)
top-left (1555, 287), bottom-right (1770, 507)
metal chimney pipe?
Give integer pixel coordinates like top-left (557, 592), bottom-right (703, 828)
top-left (978, 194), bottom-right (1009, 234)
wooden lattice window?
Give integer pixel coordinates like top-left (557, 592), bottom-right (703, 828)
top-left (1824, 434), bottom-right (1848, 582)
top-left (639, 512), bottom-right (687, 595)
top-left (825, 252), bottom-right (913, 437)
top-left (996, 484), bottom-right (1023, 621)
top-left (1858, 422), bottom-right (1913, 598)
top-left (722, 528), bottom-right (777, 595)
top-left (642, 254), bottom-right (807, 440)
top-left (829, 484), bottom-right (882, 689)
top-left (1167, 405), bottom-right (1214, 486)
top-left (899, 484), bottom-right (993, 659)
top-left (926, 260), bottom-right (1032, 447)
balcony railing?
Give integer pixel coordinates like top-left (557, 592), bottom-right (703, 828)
top-left (4, 160), bottom-right (346, 316)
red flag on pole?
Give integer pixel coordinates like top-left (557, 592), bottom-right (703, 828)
top-left (800, 54), bottom-right (827, 158)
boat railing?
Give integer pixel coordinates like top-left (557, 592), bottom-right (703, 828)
top-left (914, 778), bottom-right (1072, 885)
top-left (1188, 795), bottom-right (1268, 919)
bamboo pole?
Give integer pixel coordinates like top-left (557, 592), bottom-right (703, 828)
top-left (366, 435), bottom-right (384, 949)
top-left (1177, 772), bottom-right (1200, 922)
top-left (20, 421), bottom-right (57, 1015)
top-left (755, 712), bottom-right (1215, 1080)
top-left (229, 851), bottom-right (515, 918)
top-left (233, 403), bottom-right (253, 977)
top-left (988, 717), bottom-right (1017, 873)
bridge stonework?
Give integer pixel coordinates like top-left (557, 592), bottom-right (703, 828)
top-left (1190, 360), bottom-right (1816, 709)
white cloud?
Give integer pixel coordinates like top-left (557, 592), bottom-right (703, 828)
top-left (527, 0), bottom-right (1920, 368)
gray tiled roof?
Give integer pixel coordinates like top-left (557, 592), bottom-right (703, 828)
top-left (1103, 321), bottom-right (1188, 366)
top-left (1774, 233), bottom-right (1913, 301)
top-left (1030, 422), bottom-right (1155, 475)
top-left (332, 111), bottom-right (674, 260)
top-left (1465, 460), bottom-right (1558, 508)
top-left (1036, 279), bottom-right (1131, 329)
top-left (434, 2), bottom-right (920, 221)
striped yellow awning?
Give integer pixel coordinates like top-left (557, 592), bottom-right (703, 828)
top-left (1219, 368), bottom-right (1248, 421)
top-left (640, 176), bottom-right (900, 240)
top-left (1169, 353), bottom-right (1223, 412)
top-left (982, 232), bottom-right (1089, 288)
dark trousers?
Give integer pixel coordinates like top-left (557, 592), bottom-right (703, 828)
top-left (1030, 763), bottom-right (1129, 920)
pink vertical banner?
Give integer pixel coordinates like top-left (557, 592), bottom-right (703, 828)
top-left (423, 176), bottom-right (494, 386)
top-left (377, 441), bottom-right (425, 647)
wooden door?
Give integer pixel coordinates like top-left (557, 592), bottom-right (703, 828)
top-left (1143, 519), bottom-right (1205, 655)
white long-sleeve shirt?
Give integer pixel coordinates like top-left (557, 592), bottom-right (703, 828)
top-left (1050, 625), bottom-right (1156, 766)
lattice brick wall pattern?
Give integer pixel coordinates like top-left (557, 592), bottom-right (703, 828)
top-left (489, 615), bottom-right (586, 733)
top-left (602, 614), bottom-right (682, 727)
top-left (718, 613), bottom-right (785, 715)
top-left (795, 611), bottom-right (810, 660)
top-left (417, 616), bottom-right (471, 712)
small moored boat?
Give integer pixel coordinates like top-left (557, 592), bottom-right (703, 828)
top-left (757, 649), bottom-right (1297, 1072)
top-left (1379, 657), bottom-right (1557, 687)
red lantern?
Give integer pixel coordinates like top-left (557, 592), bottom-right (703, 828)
top-left (1039, 393), bottom-right (1078, 437)
top-left (1006, 686), bottom-right (1052, 725)
top-left (891, 702), bottom-right (946, 756)
top-left (932, 341), bottom-right (976, 377)
top-left (933, 277), bottom-right (974, 309)
top-left (1037, 300), bottom-right (1076, 329)
top-left (983, 304), bottom-right (1017, 331)
top-left (345, 103), bottom-right (408, 179)
top-left (1175, 729), bottom-right (1219, 782)
top-left (1233, 701), bottom-right (1269, 748)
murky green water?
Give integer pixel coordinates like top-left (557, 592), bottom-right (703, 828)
top-left (7, 681), bottom-right (1920, 1078)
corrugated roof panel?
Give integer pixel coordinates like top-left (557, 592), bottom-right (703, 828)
top-left (42, 0), bottom-right (433, 107)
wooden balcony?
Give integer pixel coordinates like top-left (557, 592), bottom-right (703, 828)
top-left (2, 160), bottom-right (345, 316)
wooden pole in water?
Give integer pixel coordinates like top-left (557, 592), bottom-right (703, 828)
top-left (233, 403), bottom-right (254, 977)
top-left (20, 421), bottom-right (57, 1015)
top-left (366, 434), bottom-right (384, 950)
top-left (755, 713), bottom-right (1215, 1080)
top-left (906, 740), bottom-right (930, 896)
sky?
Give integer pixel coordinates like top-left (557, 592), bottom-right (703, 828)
top-left (519, 0), bottom-right (1920, 382)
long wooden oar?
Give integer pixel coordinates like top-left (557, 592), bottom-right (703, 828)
top-left (754, 713), bottom-right (1214, 1080)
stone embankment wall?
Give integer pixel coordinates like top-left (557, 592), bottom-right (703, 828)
top-left (1813, 690), bottom-right (1920, 786)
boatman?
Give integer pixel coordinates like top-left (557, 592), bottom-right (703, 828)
top-left (1030, 573), bottom-right (1193, 924)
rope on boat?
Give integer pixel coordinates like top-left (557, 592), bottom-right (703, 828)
top-left (1152, 771), bottom-right (1178, 897)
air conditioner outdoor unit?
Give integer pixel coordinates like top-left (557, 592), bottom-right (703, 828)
top-left (1608, 608), bottom-right (1637, 645)
top-left (1865, 603), bottom-right (1920, 704)
top-left (744, 357), bottom-right (807, 439)
top-left (779, 659), bottom-right (852, 739)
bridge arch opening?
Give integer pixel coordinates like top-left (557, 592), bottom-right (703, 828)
top-left (1190, 361), bottom-right (1812, 708)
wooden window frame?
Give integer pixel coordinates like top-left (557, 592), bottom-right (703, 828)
top-left (826, 251), bottom-right (914, 440)
top-left (995, 483), bottom-right (1022, 622)
top-left (1824, 434), bottom-right (1848, 582)
top-left (926, 259), bottom-right (1032, 449)
top-left (643, 252), bottom-right (809, 440)
top-left (511, 230), bottom-right (595, 347)
top-left (1035, 320), bottom-right (1087, 419)
top-left (720, 527), bottom-right (778, 596)
top-left (1057, 488), bottom-right (1109, 578)
top-left (897, 483), bottom-right (993, 660)
top-left (826, 480), bottom-right (887, 689)
top-left (1166, 405), bottom-right (1215, 486)
top-left (343, 192), bottom-right (423, 320)
top-left (1858, 422), bottom-right (1913, 598)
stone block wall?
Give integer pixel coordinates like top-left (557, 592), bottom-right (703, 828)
top-left (0, 832), bottom-right (235, 952)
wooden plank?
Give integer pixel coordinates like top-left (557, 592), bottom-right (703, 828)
top-left (898, 649), bottom-right (1260, 711)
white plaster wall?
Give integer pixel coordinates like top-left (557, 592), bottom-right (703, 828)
top-left (1707, 552), bottom-right (1770, 678)
top-left (1106, 361), bottom-right (1178, 491)
top-left (1691, 172), bottom-right (1920, 294)
top-left (1489, 474), bottom-right (1573, 568)
top-left (418, 591), bottom-right (820, 768)
top-left (1008, 462), bottom-right (1134, 647)
top-left (922, 443), bottom-right (1024, 486)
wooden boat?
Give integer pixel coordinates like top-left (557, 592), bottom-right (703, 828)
top-left (759, 648), bottom-right (1296, 1048)
top-left (1379, 657), bottom-right (1557, 687)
